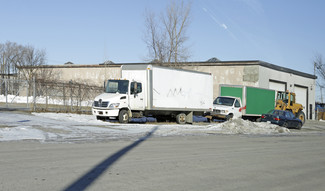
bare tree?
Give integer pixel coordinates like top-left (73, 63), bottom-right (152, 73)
top-left (144, 0), bottom-right (191, 67)
top-left (144, 10), bottom-right (167, 65)
top-left (0, 42), bottom-right (25, 94)
top-left (0, 41), bottom-right (24, 79)
top-left (0, 42), bottom-right (51, 82)
top-left (17, 45), bottom-right (46, 82)
top-left (314, 54), bottom-right (325, 102)
top-left (314, 54), bottom-right (324, 82)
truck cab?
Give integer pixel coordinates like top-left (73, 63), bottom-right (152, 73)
top-left (212, 96), bottom-right (242, 120)
top-left (92, 79), bottom-right (144, 123)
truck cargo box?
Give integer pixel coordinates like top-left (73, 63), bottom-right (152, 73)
top-left (220, 85), bottom-right (276, 117)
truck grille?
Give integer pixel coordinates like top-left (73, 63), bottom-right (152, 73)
top-left (213, 109), bottom-right (221, 114)
top-left (94, 101), bottom-right (109, 107)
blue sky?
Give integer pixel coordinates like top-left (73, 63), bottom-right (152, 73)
top-left (1, 0), bottom-right (324, 76)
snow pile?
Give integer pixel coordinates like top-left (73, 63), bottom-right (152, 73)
top-left (213, 118), bottom-right (290, 134)
top-left (0, 112), bottom-right (290, 143)
top-left (149, 118), bottom-right (290, 136)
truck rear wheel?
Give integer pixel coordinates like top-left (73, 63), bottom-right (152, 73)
top-left (176, 113), bottom-right (186, 124)
top-left (296, 111), bottom-right (305, 124)
top-left (119, 110), bottom-right (129, 123)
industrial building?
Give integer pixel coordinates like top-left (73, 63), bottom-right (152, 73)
top-left (30, 60), bottom-right (317, 120)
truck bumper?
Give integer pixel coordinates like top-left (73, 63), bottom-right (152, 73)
top-left (212, 114), bottom-right (227, 119)
top-left (208, 111), bottom-right (227, 119)
top-left (92, 108), bottom-right (119, 117)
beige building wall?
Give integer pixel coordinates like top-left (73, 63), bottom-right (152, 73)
top-left (50, 65), bottom-right (121, 86)
top-left (182, 65), bottom-right (259, 98)
top-left (47, 64), bottom-right (259, 98)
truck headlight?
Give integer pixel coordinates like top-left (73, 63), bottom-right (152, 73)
top-left (109, 103), bottom-right (120, 108)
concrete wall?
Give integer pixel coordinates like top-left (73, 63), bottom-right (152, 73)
top-left (182, 65), bottom-right (259, 98)
top-left (52, 65), bottom-right (121, 85)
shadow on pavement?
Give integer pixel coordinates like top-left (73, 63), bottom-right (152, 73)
top-left (63, 126), bottom-right (159, 191)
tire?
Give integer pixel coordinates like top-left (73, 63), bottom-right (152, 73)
top-left (118, 110), bottom-right (129, 123)
top-left (296, 122), bottom-right (302, 130)
top-left (296, 111), bottom-right (305, 125)
top-left (283, 122), bottom-right (288, 128)
top-left (176, 113), bottom-right (186, 124)
top-left (226, 114), bottom-right (233, 121)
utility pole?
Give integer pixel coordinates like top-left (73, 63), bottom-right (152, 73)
top-left (317, 81), bottom-right (324, 103)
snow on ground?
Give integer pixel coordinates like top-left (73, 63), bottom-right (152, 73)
top-left (0, 111), bottom-right (290, 143)
top-left (0, 94), bottom-right (92, 106)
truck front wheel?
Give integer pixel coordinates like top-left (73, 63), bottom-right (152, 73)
top-left (119, 110), bottom-right (129, 123)
top-left (226, 114), bottom-right (233, 121)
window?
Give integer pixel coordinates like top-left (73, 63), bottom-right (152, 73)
top-left (105, 80), bottom-right (129, 94)
top-left (131, 82), bottom-right (142, 94)
top-left (287, 111), bottom-right (295, 118)
top-left (290, 94), bottom-right (294, 105)
top-left (235, 100), bottom-right (241, 108)
top-left (285, 112), bottom-right (291, 119)
top-left (137, 83), bottom-right (142, 93)
top-left (213, 97), bottom-right (235, 106)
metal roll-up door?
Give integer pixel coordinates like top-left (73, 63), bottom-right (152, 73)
top-left (294, 85), bottom-right (308, 119)
top-left (269, 81), bottom-right (286, 92)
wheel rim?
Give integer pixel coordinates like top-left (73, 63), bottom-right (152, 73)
top-left (123, 113), bottom-right (128, 121)
top-left (177, 113), bottom-right (186, 124)
top-left (299, 115), bottom-right (304, 122)
top-left (179, 114), bottom-right (186, 123)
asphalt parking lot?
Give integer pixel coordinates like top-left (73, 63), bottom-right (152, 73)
top-left (0, 110), bottom-right (325, 191)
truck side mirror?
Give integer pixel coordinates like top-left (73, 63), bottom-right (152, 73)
top-left (133, 83), bottom-right (138, 97)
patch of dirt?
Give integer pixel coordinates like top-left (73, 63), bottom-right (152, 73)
top-left (0, 125), bottom-right (15, 128)
top-left (32, 125), bottom-right (72, 134)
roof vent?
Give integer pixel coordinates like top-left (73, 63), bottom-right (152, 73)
top-left (103, 60), bottom-right (114, 64)
top-left (206, 57), bottom-right (220, 62)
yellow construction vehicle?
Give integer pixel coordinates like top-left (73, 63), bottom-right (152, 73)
top-left (275, 90), bottom-right (305, 124)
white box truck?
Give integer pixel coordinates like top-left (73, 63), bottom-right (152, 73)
top-left (92, 64), bottom-right (213, 124)
top-left (211, 84), bottom-right (276, 121)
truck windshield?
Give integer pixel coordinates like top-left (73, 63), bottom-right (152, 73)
top-left (213, 97), bottom-right (235, 106)
top-left (105, 80), bottom-right (129, 94)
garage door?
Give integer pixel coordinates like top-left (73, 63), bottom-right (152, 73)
top-left (294, 86), bottom-right (308, 119)
top-left (269, 81), bottom-right (286, 92)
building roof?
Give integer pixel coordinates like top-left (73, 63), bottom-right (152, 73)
top-left (182, 60), bottom-right (317, 79)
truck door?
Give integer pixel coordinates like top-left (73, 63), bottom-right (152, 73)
top-left (233, 99), bottom-right (242, 118)
top-left (130, 82), bottom-right (145, 110)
